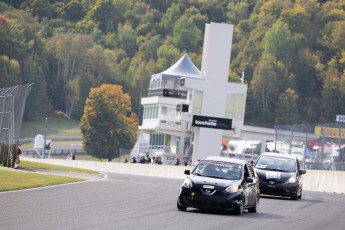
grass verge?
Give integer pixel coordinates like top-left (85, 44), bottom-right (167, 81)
top-left (19, 161), bottom-right (99, 174)
top-left (20, 140), bottom-right (82, 149)
top-left (0, 170), bottom-right (85, 192)
top-left (20, 117), bottom-right (81, 138)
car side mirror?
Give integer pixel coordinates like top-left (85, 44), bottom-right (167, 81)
top-left (184, 170), bottom-right (190, 175)
top-left (245, 177), bottom-right (254, 183)
top-left (299, 169), bottom-right (306, 174)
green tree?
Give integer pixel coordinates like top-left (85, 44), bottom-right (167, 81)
top-left (321, 59), bottom-right (343, 122)
top-left (46, 33), bottom-right (95, 118)
top-left (1, 9), bottom-right (49, 120)
top-left (61, 0), bottom-right (86, 22)
top-left (0, 55), bottom-right (21, 87)
top-left (80, 0), bottom-right (127, 34)
top-left (116, 22), bottom-right (138, 57)
top-left (184, 7), bottom-right (207, 34)
top-left (172, 15), bottom-right (202, 52)
top-left (275, 88), bottom-right (300, 125)
top-left (80, 84), bottom-right (138, 161)
top-left (138, 34), bottom-right (163, 61)
top-left (226, 1), bottom-right (252, 25)
top-left (160, 3), bottom-right (182, 34)
top-left (21, 54), bottom-right (49, 120)
top-left (263, 20), bottom-right (294, 68)
top-left (197, 0), bottom-right (227, 23)
top-left (291, 48), bottom-right (322, 123)
top-left (250, 54), bottom-right (280, 125)
top-left (128, 55), bottom-right (158, 122)
top-left (156, 41), bottom-right (180, 71)
top-left (20, 0), bottom-right (56, 20)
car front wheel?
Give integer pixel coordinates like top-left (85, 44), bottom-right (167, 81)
top-left (234, 199), bottom-right (244, 215)
top-left (248, 195), bottom-right (259, 213)
top-left (291, 195), bottom-right (298, 200)
top-left (177, 200), bottom-right (187, 211)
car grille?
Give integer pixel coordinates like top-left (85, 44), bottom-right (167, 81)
top-left (259, 177), bottom-right (286, 184)
top-left (199, 188), bottom-right (223, 196)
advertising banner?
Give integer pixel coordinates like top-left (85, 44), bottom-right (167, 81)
top-left (314, 126), bottom-right (345, 139)
top-left (192, 115), bottom-right (232, 130)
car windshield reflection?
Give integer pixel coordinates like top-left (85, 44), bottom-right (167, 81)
top-left (192, 160), bottom-right (243, 180)
top-left (255, 156), bottom-right (296, 172)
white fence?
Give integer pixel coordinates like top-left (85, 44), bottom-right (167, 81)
top-left (21, 156), bottom-right (345, 194)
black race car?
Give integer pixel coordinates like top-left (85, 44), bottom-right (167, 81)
top-left (253, 152), bottom-right (306, 200)
top-left (177, 156), bottom-right (260, 215)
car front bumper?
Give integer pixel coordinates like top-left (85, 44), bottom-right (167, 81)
top-left (259, 182), bottom-right (299, 197)
top-left (177, 187), bottom-right (242, 211)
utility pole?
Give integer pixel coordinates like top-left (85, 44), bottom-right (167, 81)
top-left (43, 117), bottom-right (48, 158)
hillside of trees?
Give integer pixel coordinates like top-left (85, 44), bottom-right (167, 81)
top-left (0, 0), bottom-right (344, 128)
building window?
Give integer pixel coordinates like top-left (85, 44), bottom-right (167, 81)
top-left (143, 106), bottom-right (159, 119)
top-left (161, 106), bottom-right (167, 115)
top-left (149, 79), bottom-right (155, 89)
top-left (192, 91), bottom-right (203, 115)
top-left (225, 94), bottom-right (245, 119)
top-left (184, 137), bottom-right (191, 156)
top-left (157, 78), bottom-right (161, 88)
top-left (150, 133), bottom-right (164, 147)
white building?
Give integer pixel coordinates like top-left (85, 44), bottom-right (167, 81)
top-left (131, 22), bottom-right (318, 165)
top-left (136, 53), bottom-right (200, 164)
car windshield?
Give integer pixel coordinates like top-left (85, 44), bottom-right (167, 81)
top-left (192, 160), bottom-right (243, 180)
top-left (255, 155), bottom-right (296, 172)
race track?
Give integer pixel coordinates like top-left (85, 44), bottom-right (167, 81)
top-left (1, 173), bottom-right (344, 230)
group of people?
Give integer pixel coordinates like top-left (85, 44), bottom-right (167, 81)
top-left (174, 157), bottom-right (189, 166)
top-left (130, 155), bottom-right (163, 164)
top-left (128, 155), bottom-right (188, 166)
top-left (66, 153), bottom-right (76, 160)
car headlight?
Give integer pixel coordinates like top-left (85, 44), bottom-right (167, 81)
top-left (225, 184), bottom-right (239, 193)
top-left (287, 176), bottom-right (297, 183)
top-left (182, 178), bottom-right (193, 188)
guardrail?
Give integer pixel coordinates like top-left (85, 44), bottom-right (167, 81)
top-left (22, 148), bottom-right (84, 158)
top-left (20, 156), bottom-right (345, 194)
top-left (305, 162), bottom-right (345, 171)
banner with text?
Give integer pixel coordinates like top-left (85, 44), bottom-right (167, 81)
top-left (314, 126), bottom-right (345, 139)
top-left (192, 115), bottom-right (232, 130)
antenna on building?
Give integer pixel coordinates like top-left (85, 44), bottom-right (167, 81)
top-left (240, 72), bottom-right (245, 84)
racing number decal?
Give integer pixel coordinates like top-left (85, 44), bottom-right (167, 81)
top-left (265, 171), bottom-right (281, 179)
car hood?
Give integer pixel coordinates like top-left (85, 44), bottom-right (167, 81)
top-left (188, 175), bottom-right (238, 188)
top-left (255, 168), bottom-right (296, 182)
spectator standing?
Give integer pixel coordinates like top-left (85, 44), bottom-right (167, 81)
top-left (174, 157), bottom-right (180, 166)
top-left (13, 148), bottom-right (22, 169)
top-left (146, 155), bottom-right (151, 163)
top-left (131, 156), bottom-right (137, 163)
top-left (151, 156), bottom-right (156, 164)
top-left (139, 156), bottom-right (147, 164)
top-left (157, 156), bottom-right (162, 165)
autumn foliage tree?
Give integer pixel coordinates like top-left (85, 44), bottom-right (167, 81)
top-left (80, 84), bottom-right (138, 161)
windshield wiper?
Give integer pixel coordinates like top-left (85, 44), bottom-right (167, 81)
top-left (195, 172), bottom-right (202, 176)
top-left (261, 168), bottom-right (281, 171)
top-left (204, 175), bottom-right (224, 179)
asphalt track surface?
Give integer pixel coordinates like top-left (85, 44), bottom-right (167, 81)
top-left (1, 172), bottom-right (345, 230)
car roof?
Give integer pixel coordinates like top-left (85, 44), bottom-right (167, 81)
top-left (260, 152), bottom-right (297, 160)
top-left (201, 156), bottom-right (248, 165)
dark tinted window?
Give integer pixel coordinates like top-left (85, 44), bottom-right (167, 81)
top-left (246, 163), bottom-right (255, 178)
top-left (255, 155), bottom-right (296, 172)
top-left (192, 160), bottom-right (243, 180)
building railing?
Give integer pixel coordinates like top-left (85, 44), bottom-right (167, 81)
top-left (147, 88), bottom-right (187, 99)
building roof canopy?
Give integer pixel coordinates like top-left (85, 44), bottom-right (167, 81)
top-left (159, 53), bottom-right (200, 79)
